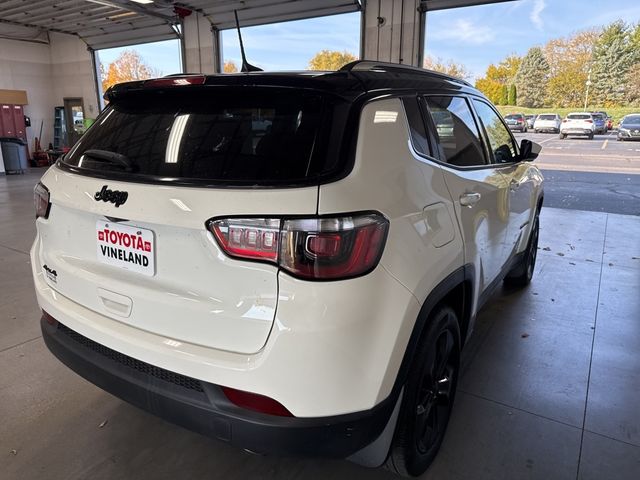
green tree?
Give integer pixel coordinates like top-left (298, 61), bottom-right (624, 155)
top-left (515, 47), bottom-right (550, 108)
top-left (625, 63), bottom-right (640, 106)
top-left (500, 84), bottom-right (509, 105)
top-left (508, 84), bottom-right (517, 106)
top-left (308, 50), bottom-right (357, 71)
top-left (590, 21), bottom-right (636, 106)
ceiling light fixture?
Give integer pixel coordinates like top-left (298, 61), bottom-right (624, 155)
top-left (108, 11), bottom-right (137, 19)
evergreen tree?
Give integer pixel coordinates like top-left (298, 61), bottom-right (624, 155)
top-left (590, 21), bottom-right (635, 106)
top-left (500, 84), bottom-right (509, 105)
top-left (515, 47), bottom-right (550, 108)
top-left (508, 84), bottom-right (517, 106)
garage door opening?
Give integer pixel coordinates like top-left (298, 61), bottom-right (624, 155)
top-left (423, 1), bottom-right (640, 215)
top-left (220, 12), bottom-right (360, 72)
top-left (95, 39), bottom-right (183, 105)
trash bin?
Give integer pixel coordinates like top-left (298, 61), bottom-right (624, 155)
top-left (0, 137), bottom-right (29, 174)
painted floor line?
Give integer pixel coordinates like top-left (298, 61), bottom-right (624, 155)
top-left (601, 140), bottom-right (609, 150)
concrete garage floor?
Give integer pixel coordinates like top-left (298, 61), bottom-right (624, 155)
top-left (1, 171), bottom-right (639, 480)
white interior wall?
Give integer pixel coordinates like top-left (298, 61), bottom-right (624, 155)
top-left (49, 33), bottom-right (99, 125)
top-left (0, 38), bottom-right (54, 149)
top-left (0, 33), bottom-right (97, 151)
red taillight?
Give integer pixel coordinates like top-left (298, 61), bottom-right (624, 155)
top-left (42, 310), bottom-right (58, 326)
top-left (207, 213), bottom-right (389, 280)
top-left (221, 387), bottom-right (293, 417)
top-left (34, 182), bottom-right (50, 219)
top-left (144, 75), bottom-right (206, 88)
top-left (211, 218), bottom-right (280, 261)
top-left (586, 120), bottom-right (593, 123)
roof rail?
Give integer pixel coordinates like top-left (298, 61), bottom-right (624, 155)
top-left (339, 60), bottom-right (472, 87)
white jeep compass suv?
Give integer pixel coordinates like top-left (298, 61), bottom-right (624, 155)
top-left (32, 62), bottom-right (543, 477)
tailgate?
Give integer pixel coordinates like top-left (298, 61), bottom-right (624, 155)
top-left (36, 167), bottom-right (317, 354)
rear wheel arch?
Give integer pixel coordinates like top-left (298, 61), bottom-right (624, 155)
top-left (392, 265), bottom-right (474, 395)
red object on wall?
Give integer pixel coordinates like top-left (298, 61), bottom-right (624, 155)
top-left (0, 104), bottom-right (26, 141)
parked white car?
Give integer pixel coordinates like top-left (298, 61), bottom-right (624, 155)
top-left (534, 113), bottom-right (561, 133)
top-left (560, 112), bottom-right (595, 139)
top-left (32, 63), bottom-right (544, 477)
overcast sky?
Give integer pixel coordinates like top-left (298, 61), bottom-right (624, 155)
top-left (97, 0), bottom-right (640, 81)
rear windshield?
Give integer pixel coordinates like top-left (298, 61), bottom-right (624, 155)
top-left (61, 88), bottom-right (350, 187)
top-left (622, 115), bottom-right (640, 125)
top-left (592, 114), bottom-right (604, 120)
top-left (504, 114), bottom-right (521, 120)
top-left (567, 114), bottom-right (591, 120)
top-left (538, 115), bottom-right (556, 120)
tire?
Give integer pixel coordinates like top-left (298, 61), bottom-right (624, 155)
top-left (534, 129), bottom-right (539, 134)
top-left (588, 133), bottom-right (594, 140)
top-left (505, 214), bottom-right (539, 287)
top-left (386, 306), bottom-right (461, 477)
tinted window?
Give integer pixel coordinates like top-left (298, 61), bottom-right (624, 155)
top-left (402, 97), bottom-right (431, 156)
top-left (424, 96), bottom-right (486, 167)
top-left (473, 100), bottom-right (518, 164)
top-left (622, 115), bottom-right (640, 124)
top-left (538, 115), bottom-right (557, 120)
top-left (568, 114), bottom-right (591, 120)
top-left (505, 114), bottom-right (523, 120)
top-left (62, 89), bottom-right (348, 186)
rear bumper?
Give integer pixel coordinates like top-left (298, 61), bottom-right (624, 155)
top-left (561, 129), bottom-right (593, 136)
top-left (41, 316), bottom-right (398, 458)
top-left (618, 131), bottom-right (640, 139)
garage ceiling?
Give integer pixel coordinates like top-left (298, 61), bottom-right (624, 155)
top-left (0, 0), bottom-right (517, 50)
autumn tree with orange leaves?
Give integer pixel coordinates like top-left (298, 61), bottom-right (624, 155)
top-left (100, 50), bottom-right (161, 93)
top-left (223, 60), bottom-right (239, 73)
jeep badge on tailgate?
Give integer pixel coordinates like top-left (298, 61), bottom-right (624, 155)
top-left (94, 185), bottom-right (128, 207)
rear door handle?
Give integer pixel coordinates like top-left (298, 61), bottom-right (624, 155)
top-left (460, 192), bottom-right (481, 207)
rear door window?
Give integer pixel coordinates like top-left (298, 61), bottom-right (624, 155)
top-left (423, 96), bottom-right (487, 167)
top-left (402, 96), bottom-right (431, 157)
top-left (62, 88), bottom-right (349, 186)
top-left (472, 99), bottom-right (518, 164)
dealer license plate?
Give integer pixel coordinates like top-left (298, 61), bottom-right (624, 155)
top-left (96, 220), bottom-right (155, 276)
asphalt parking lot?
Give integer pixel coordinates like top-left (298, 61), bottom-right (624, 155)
top-left (513, 131), bottom-right (640, 215)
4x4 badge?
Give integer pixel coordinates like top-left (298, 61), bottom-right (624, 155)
top-left (94, 185), bottom-right (128, 207)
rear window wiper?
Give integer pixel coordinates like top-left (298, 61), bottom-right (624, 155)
top-left (81, 149), bottom-right (134, 172)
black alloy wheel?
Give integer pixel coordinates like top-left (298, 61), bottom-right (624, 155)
top-left (386, 306), bottom-right (460, 477)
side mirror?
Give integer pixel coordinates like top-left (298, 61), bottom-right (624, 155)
top-left (520, 139), bottom-right (542, 161)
